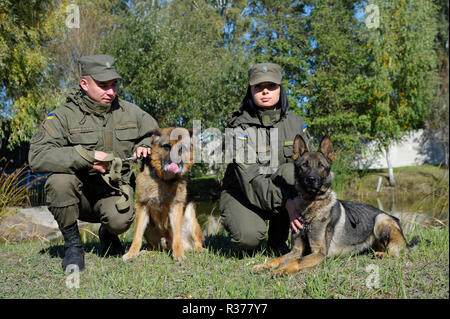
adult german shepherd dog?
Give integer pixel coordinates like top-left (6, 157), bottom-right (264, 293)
top-left (122, 128), bottom-right (204, 263)
top-left (253, 135), bottom-right (418, 275)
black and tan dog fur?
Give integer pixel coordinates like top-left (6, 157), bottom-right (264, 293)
top-left (122, 128), bottom-right (204, 263)
top-left (253, 135), bottom-right (418, 275)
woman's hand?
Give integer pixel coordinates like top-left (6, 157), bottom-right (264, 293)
top-left (285, 199), bottom-right (304, 233)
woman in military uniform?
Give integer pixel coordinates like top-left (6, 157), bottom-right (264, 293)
top-left (220, 63), bottom-right (311, 256)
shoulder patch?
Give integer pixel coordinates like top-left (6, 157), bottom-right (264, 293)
top-left (30, 127), bottom-right (46, 144)
top-left (42, 121), bottom-right (61, 138)
top-left (236, 133), bottom-right (248, 141)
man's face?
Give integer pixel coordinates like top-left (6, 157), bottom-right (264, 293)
top-left (80, 76), bottom-right (118, 104)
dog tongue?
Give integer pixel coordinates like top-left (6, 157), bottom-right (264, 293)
top-left (167, 163), bottom-right (179, 173)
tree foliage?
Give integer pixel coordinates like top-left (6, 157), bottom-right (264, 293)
top-left (45, 0), bottom-right (125, 87)
top-left (298, 0), bottom-right (372, 150)
top-left (0, 0), bottom-right (124, 148)
top-left (364, 0), bottom-right (438, 150)
top-left (106, 0), bottom-right (248, 128)
top-left (1, 0), bottom-right (446, 176)
top-left (426, 0), bottom-right (449, 168)
top-left (0, 0), bottom-right (56, 147)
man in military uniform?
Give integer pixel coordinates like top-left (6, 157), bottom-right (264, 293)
top-left (220, 63), bottom-right (312, 256)
top-left (29, 55), bottom-right (159, 272)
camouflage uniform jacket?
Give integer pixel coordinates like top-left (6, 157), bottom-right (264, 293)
top-left (221, 107), bottom-right (311, 212)
top-left (29, 87), bottom-right (158, 185)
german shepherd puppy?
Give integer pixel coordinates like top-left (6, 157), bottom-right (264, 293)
top-left (122, 127), bottom-right (204, 263)
top-left (253, 135), bottom-right (418, 275)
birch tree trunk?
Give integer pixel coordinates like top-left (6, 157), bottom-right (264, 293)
top-left (385, 145), bottom-right (396, 186)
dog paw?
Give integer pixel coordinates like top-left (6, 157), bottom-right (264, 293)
top-left (273, 268), bottom-right (289, 276)
top-left (174, 255), bottom-right (186, 264)
top-left (252, 264), bottom-right (268, 272)
top-left (122, 253), bottom-right (136, 263)
top-left (375, 251), bottom-right (388, 259)
top-left (160, 237), bottom-right (170, 250)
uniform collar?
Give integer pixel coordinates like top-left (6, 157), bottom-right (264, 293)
top-left (82, 94), bottom-right (112, 115)
top-left (228, 107), bottom-right (282, 128)
top-left (256, 108), bottom-right (281, 127)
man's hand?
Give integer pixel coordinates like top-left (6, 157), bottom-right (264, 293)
top-left (133, 146), bottom-right (152, 161)
top-left (93, 150), bottom-right (112, 174)
top-left (285, 198), bottom-right (304, 233)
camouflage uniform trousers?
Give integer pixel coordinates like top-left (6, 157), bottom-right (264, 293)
top-left (45, 173), bottom-right (135, 235)
top-left (219, 190), bottom-right (290, 250)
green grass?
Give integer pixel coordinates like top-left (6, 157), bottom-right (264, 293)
top-left (0, 226), bottom-right (448, 299)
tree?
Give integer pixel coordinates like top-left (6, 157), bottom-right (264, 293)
top-left (210, 0), bottom-right (250, 47)
top-left (106, 0), bottom-right (248, 129)
top-left (364, 0), bottom-right (439, 185)
top-left (297, 0), bottom-right (371, 150)
top-left (244, 0), bottom-right (311, 110)
top-left (0, 0), bottom-right (57, 148)
top-left (44, 0), bottom-right (125, 87)
top-left (259, 0), bottom-right (372, 187)
top-left (426, 0), bottom-right (449, 168)
top-left (0, 0), bottom-right (124, 148)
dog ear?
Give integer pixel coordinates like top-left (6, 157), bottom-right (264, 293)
top-left (293, 134), bottom-right (309, 161)
top-left (318, 135), bottom-right (334, 163)
top-left (139, 129), bottom-right (161, 145)
top-left (150, 130), bottom-right (161, 145)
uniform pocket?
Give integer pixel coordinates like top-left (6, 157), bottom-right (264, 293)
top-left (68, 127), bottom-right (98, 145)
top-left (115, 122), bottom-right (139, 141)
top-left (283, 140), bottom-right (293, 158)
top-left (256, 145), bottom-right (271, 165)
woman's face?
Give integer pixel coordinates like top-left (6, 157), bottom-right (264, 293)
top-left (250, 82), bottom-right (280, 109)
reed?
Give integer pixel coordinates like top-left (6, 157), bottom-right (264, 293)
top-left (0, 158), bottom-right (33, 220)
top-left (412, 169), bottom-right (449, 223)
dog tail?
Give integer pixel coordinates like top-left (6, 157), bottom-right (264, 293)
top-left (406, 236), bottom-right (430, 250)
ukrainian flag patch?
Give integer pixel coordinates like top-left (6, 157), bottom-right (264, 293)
top-left (46, 113), bottom-right (55, 120)
top-left (236, 133), bottom-right (248, 140)
top-left (301, 125), bottom-right (307, 133)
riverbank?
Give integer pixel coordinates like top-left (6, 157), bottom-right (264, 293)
top-left (339, 165), bottom-right (449, 222)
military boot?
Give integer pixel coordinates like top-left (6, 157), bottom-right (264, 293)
top-left (267, 213), bottom-right (290, 257)
top-left (98, 224), bottom-right (124, 257)
top-left (60, 222), bottom-right (85, 272)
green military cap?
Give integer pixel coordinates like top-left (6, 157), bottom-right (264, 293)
top-left (248, 63), bottom-right (282, 86)
top-left (78, 54), bottom-right (121, 82)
